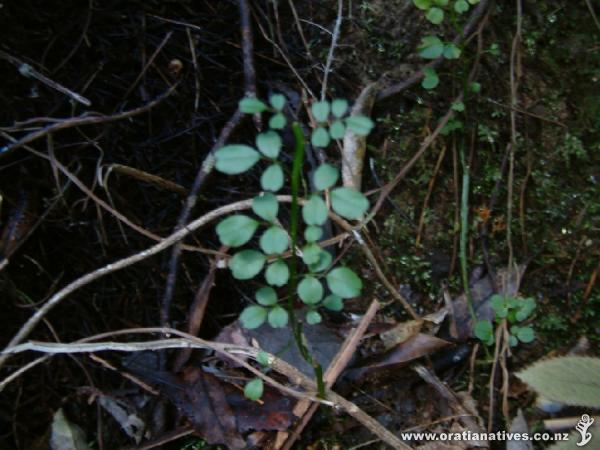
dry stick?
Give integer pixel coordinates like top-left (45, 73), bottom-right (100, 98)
top-left (287, 0), bottom-right (312, 58)
top-left (186, 28), bottom-right (201, 112)
top-left (278, 300), bottom-right (380, 450)
top-left (321, 0), bottom-right (343, 101)
top-left (4, 328), bottom-right (412, 449)
top-left (0, 49), bottom-right (91, 106)
top-left (0, 84), bottom-right (178, 155)
top-left (160, 0), bottom-right (257, 327)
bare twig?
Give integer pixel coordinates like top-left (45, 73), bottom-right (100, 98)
top-left (321, 0), bottom-right (343, 100)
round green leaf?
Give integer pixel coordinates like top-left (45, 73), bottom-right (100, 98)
top-left (261, 164), bottom-right (284, 191)
top-left (426, 7), bottom-right (444, 24)
top-left (331, 99), bottom-right (348, 118)
top-left (474, 320), bottom-right (493, 341)
top-left (302, 195), bottom-right (328, 226)
top-left (311, 127), bottom-right (331, 147)
top-left (331, 187), bottom-right (369, 220)
top-left (516, 326), bottom-right (535, 343)
top-left (413, 0), bottom-right (432, 10)
top-left (469, 82), bottom-right (481, 93)
top-left (244, 378), bottom-right (264, 401)
top-left (454, 0), bottom-right (469, 13)
top-left (257, 351), bottom-right (271, 367)
top-left (260, 226), bottom-right (289, 255)
top-left (216, 215), bottom-right (259, 247)
top-left (240, 305), bottom-right (267, 329)
top-left (256, 131), bottom-right (282, 158)
top-left (269, 113), bottom-right (286, 130)
top-left (269, 93), bottom-right (286, 111)
top-left (434, 0), bottom-right (449, 5)
top-left (298, 276), bottom-right (323, 304)
top-left (468, 0), bottom-right (480, 4)
top-left (422, 67), bottom-right (439, 90)
top-left (344, 116), bottom-right (374, 136)
top-left (308, 249), bottom-right (333, 273)
top-left (418, 35), bottom-right (444, 59)
top-left (239, 98), bottom-right (267, 113)
top-left (302, 243), bottom-right (322, 265)
top-left (509, 335), bottom-right (518, 347)
top-left (306, 310), bottom-right (322, 325)
top-left (304, 225), bottom-right (323, 242)
top-left (268, 306), bottom-right (289, 328)
top-left (313, 163), bottom-right (339, 191)
top-left (443, 43), bottom-right (461, 59)
top-left (329, 120), bottom-right (346, 140)
top-left (256, 286), bottom-right (278, 306)
top-left (252, 192), bottom-right (279, 222)
top-left (229, 250), bottom-right (266, 280)
top-left (326, 267), bottom-right (362, 298)
top-left (215, 145), bottom-right (261, 174)
top-left (311, 101), bottom-right (330, 122)
top-left (451, 101), bottom-right (465, 112)
top-left (323, 294), bottom-right (343, 311)
top-left (265, 260), bottom-right (289, 287)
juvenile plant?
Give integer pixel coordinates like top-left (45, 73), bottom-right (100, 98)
top-left (474, 294), bottom-right (536, 347)
top-left (213, 94), bottom-right (374, 398)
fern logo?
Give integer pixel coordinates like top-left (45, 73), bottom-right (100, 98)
top-left (575, 414), bottom-right (594, 447)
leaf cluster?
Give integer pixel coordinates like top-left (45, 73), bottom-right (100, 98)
top-left (474, 295), bottom-right (536, 346)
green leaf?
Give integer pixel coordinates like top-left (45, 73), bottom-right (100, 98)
top-left (244, 378), bottom-right (264, 401)
top-left (216, 215), bottom-right (259, 247)
top-left (308, 249), bottom-right (332, 273)
top-left (252, 192), bottom-right (279, 222)
top-left (306, 310), bottom-right (322, 325)
top-left (215, 145), bottom-right (261, 174)
top-left (515, 326), bottom-right (535, 343)
top-left (302, 195), bottom-right (328, 226)
top-left (239, 98), bottom-right (267, 113)
top-left (268, 306), bottom-right (289, 328)
top-left (304, 226), bottom-right (323, 242)
top-left (469, 81), bottom-right (481, 93)
top-left (240, 305), bottom-right (267, 329)
top-left (443, 43), bottom-right (461, 59)
top-left (269, 93), bottom-right (286, 111)
top-left (260, 226), bottom-right (289, 255)
top-left (441, 119), bottom-right (463, 135)
top-left (257, 351), bottom-right (271, 366)
top-left (256, 131), bottom-right (282, 158)
top-left (331, 99), bottom-right (348, 118)
top-left (433, 0), bottom-right (449, 5)
top-left (265, 260), bottom-right (289, 287)
top-left (515, 297), bottom-right (536, 321)
top-left (516, 356), bottom-right (600, 407)
top-left (467, 0), bottom-right (480, 4)
top-left (413, 0), bottom-right (432, 10)
top-left (451, 101), bottom-right (465, 112)
top-left (426, 7), bottom-right (444, 24)
top-left (418, 35), bottom-right (444, 59)
top-left (229, 250), bottom-right (266, 280)
top-left (331, 187), bottom-right (369, 220)
top-left (311, 127), bottom-right (331, 147)
top-left (256, 286), bottom-right (278, 306)
top-left (454, 0), bottom-right (469, 13)
top-left (314, 163), bottom-right (339, 191)
top-left (474, 320), bottom-right (493, 342)
top-left (490, 294), bottom-right (509, 318)
top-left (323, 294), bottom-right (343, 311)
top-left (509, 335), bottom-right (518, 347)
top-left (269, 112), bottom-right (286, 130)
top-left (298, 276), bottom-right (323, 304)
top-left (302, 243), bottom-right (322, 265)
top-left (261, 164), bottom-right (284, 191)
top-left (327, 267), bottom-right (362, 298)
top-left (422, 67), bottom-right (439, 90)
top-left (311, 101), bottom-right (330, 122)
top-left (329, 120), bottom-right (346, 139)
top-left (345, 116), bottom-right (374, 136)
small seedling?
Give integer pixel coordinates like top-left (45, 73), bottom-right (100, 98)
top-left (474, 295), bottom-right (536, 346)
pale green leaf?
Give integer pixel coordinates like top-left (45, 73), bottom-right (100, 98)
top-left (239, 98), bottom-right (267, 113)
top-left (308, 249), bottom-right (333, 273)
top-left (474, 320), bottom-right (494, 342)
top-left (240, 305), bottom-right (267, 329)
top-left (229, 250), bottom-right (266, 280)
top-left (269, 113), bottom-right (286, 130)
top-left (269, 93), bottom-right (286, 111)
top-left (215, 145), bottom-right (261, 174)
top-left (304, 226), bottom-right (323, 242)
top-left (311, 127), bottom-right (331, 147)
top-left (216, 215), bottom-right (258, 247)
top-left (244, 378), bottom-right (264, 401)
top-left (313, 163), bottom-right (339, 191)
top-left (302, 243), bottom-right (322, 265)
top-left (256, 286), bottom-right (278, 306)
top-left (326, 267), bottom-right (362, 298)
top-left (418, 35), bottom-right (444, 59)
top-left (515, 326), bottom-right (535, 343)
top-left (413, 0), bottom-right (431, 10)
top-left (331, 99), bottom-right (348, 118)
top-left (422, 67), bottom-right (439, 90)
top-left (306, 310), bottom-right (322, 325)
top-left (426, 7), bottom-right (444, 24)
top-left (260, 226), bottom-right (289, 255)
top-left (298, 276), bottom-right (323, 304)
top-left (252, 192), bottom-right (278, 222)
top-left (311, 101), bottom-right (330, 122)
top-left (265, 260), bottom-right (289, 287)
top-left (261, 164), bottom-right (284, 191)
top-left (454, 0), bottom-right (469, 13)
top-left (345, 115), bottom-right (374, 136)
top-left (268, 306), bottom-right (289, 328)
top-left (323, 294), bottom-right (343, 311)
top-left (329, 120), bottom-right (346, 139)
top-left (443, 43), bottom-right (461, 59)
top-left (256, 131), bottom-right (282, 158)
top-left (302, 195), bottom-right (328, 226)
top-left (331, 187), bottom-right (369, 220)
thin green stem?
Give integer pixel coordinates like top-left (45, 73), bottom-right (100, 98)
top-left (459, 142), bottom-right (476, 321)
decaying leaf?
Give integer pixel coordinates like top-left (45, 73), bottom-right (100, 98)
top-left (516, 356), bottom-right (600, 408)
top-left (50, 408), bottom-right (92, 450)
top-left (507, 409), bottom-right (533, 450)
top-left (97, 394), bottom-right (145, 444)
top-left (380, 309), bottom-right (448, 351)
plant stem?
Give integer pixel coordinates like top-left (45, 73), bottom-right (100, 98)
top-left (289, 122), bottom-right (325, 398)
top-left (459, 141), bottom-right (476, 321)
